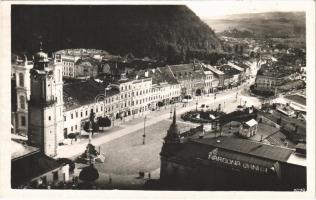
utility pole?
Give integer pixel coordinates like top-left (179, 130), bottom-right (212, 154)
top-left (143, 116), bottom-right (147, 145)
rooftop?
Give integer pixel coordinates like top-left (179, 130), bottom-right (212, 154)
top-left (11, 139), bottom-right (39, 160)
top-left (193, 136), bottom-right (294, 162)
top-left (285, 94), bottom-right (306, 106)
top-left (75, 57), bottom-right (101, 66)
top-left (217, 65), bottom-right (241, 76)
top-left (63, 79), bottom-right (119, 111)
top-left (12, 151), bottom-right (64, 188)
top-left (168, 63), bottom-right (205, 80)
top-left (204, 65), bottom-right (225, 75)
top-left (136, 67), bottom-right (178, 85)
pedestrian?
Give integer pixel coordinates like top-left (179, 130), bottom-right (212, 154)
top-left (109, 175), bottom-right (112, 184)
top-left (148, 172), bottom-right (151, 179)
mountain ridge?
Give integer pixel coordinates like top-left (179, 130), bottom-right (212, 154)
top-left (203, 11), bottom-right (306, 39)
top-left (12, 5), bottom-right (222, 63)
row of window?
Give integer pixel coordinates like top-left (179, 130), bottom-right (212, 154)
top-left (63, 66), bottom-right (74, 72)
top-left (64, 105), bottom-right (103, 122)
top-left (63, 61), bottom-right (74, 66)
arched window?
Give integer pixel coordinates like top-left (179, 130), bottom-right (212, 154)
top-left (19, 73), bottom-right (24, 87)
top-left (20, 96), bottom-right (25, 109)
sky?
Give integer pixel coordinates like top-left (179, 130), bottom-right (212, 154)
top-left (187, 1), bottom-right (308, 19)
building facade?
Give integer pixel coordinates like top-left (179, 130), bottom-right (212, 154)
top-left (168, 63), bottom-right (205, 97)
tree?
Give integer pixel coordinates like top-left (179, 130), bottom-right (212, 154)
top-left (67, 133), bottom-right (78, 144)
top-left (97, 117), bottom-right (111, 129)
top-left (78, 165), bottom-right (99, 189)
top-left (83, 122), bottom-right (99, 135)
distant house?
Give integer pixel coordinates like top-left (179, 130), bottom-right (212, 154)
top-left (75, 57), bottom-right (100, 78)
top-left (239, 119), bottom-right (258, 138)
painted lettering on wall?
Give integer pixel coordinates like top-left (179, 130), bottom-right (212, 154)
top-left (208, 148), bottom-right (268, 173)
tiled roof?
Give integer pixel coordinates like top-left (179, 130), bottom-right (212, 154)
top-left (75, 57), bottom-right (100, 66)
top-left (285, 95), bottom-right (306, 106)
top-left (166, 138), bottom-right (284, 170)
top-left (11, 140), bottom-right (39, 160)
top-left (11, 151), bottom-right (63, 188)
top-left (204, 65), bottom-right (225, 75)
top-left (218, 65), bottom-right (241, 76)
top-left (259, 110), bottom-right (305, 130)
top-left (193, 136), bottom-right (294, 162)
top-left (135, 67), bottom-right (178, 85)
top-left (168, 63), bottom-right (205, 80)
top-left (63, 79), bottom-right (119, 111)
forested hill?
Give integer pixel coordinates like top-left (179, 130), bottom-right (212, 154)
top-left (12, 5), bottom-right (222, 62)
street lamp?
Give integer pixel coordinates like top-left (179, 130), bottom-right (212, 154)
top-left (88, 123), bottom-right (93, 144)
top-left (143, 116), bottom-right (147, 145)
top-left (170, 106), bottom-right (173, 119)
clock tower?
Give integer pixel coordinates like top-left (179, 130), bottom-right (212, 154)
top-left (28, 44), bottom-right (63, 157)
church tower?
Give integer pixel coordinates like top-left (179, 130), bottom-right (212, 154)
top-left (163, 108), bottom-right (181, 144)
top-left (12, 55), bottom-right (32, 136)
top-left (160, 108), bottom-right (182, 181)
top-left (28, 44), bottom-right (63, 157)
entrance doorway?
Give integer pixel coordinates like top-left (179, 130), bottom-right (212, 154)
top-left (63, 128), bottom-right (68, 138)
top-left (196, 89), bottom-right (202, 96)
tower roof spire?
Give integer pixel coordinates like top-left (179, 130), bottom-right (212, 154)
top-left (164, 107), bottom-right (181, 144)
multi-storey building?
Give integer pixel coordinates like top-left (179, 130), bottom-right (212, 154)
top-left (255, 63), bottom-right (291, 93)
top-left (200, 65), bottom-right (219, 94)
top-left (58, 54), bottom-right (79, 78)
top-left (217, 64), bottom-right (242, 89)
top-left (74, 57), bottom-right (100, 78)
top-left (11, 56), bottom-right (33, 135)
top-left (167, 63), bottom-right (205, 97)
top-left (204, 65), bottom-right (225, 90)
top-left (136, 67), bottom-right (181, 108)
